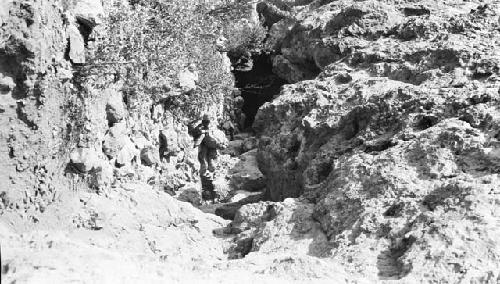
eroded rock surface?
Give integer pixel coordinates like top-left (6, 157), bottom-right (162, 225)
top-left (253, 0), bottom-right (500, 281)
top-left (229, 149), bottom-right (265, 192)
top-left (2, 0), bottom-right (500, 282)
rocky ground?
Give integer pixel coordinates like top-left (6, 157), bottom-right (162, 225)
top-left (2, 0), bottom-right (500, 283)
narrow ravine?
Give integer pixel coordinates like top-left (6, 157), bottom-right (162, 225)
top-left (231, 52), bottom-right (287, 130)
top-left (4, 0), bottom-right (500, 282)
top-left (197, 50), bottom-right (287, 221)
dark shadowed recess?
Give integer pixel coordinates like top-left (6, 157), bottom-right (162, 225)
top-left (231, 52), bottom-right (286, 129)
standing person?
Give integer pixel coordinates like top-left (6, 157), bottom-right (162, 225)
top-left (191, 114), bottom-right (228, 201)
top-left (192, 114), bottom-right (217, 178)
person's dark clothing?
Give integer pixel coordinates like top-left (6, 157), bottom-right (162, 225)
top-left (192, 122), bottom-right (217, 175)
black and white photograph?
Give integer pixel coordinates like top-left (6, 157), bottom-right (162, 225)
top-left (1, 0), bottom-right (500, 282)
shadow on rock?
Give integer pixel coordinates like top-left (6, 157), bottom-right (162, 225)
top-left (214, 193), bottom-right (263, 220)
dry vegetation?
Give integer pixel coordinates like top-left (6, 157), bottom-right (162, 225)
top-left (80, 0), bottom-right (259, 115)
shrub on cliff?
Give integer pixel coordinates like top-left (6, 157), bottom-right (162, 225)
top-left (84, 0), bottom-right (234, 116)
top-left (224, 19), bottom-right (268, 57)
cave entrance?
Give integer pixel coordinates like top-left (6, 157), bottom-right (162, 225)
top-left (231, 52), bottom-right (286, 129)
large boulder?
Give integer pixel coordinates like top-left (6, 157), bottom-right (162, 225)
top-left (140, 146), bottom-right (159, 166)
top-left (102, 122), bottom-right (128, 158)
top-left (88, 161), bottom-right (114, 190)
top-left (221, 140), bottom-right (244, 156)
top-left (251, 1), bottom-right (500, 280)
top-left (204, 128), bottom-right (228, 150)
top-left (272, 55), bottom-right (317, 83)
top-left (115, 139), bottom-right (138, 167)
top-left (226, 198), bottom-right (329, 259)
top-left (159, 128), bottom-right (180, 159)
top-left (66, 23), bottom-right (85, 64)
top-left (103, 122), bottom-right (138, 166)
top-left (68, 148), bottom-right (114, 190)
top-left (68, 148), bottom-right (100, 173)
top-left (215, 193), bottom-right (263, 220)
top-left (73, 0), bottom-right (104, 27)
top-left (0, 75), bottom-right (16, 92)
top-left (177, 184), bottom-right (202, 206)
top-left (229, 149), bottom-right (265, 192)
top-left (256, 1), bottom-right (292, 28)
top-left (105, 89), bottom-right (126, 125)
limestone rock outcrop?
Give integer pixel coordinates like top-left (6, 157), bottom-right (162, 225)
top-left (252, 0), bottom-right (500, 281)
top-left (68, 147), bottom-right (101, 173)
top-left (3, 0), bottom-right (500, 282)
top-left (229, 149), bottom-right (265, 192)
top-left (105, 89), bottom-right (127, 125)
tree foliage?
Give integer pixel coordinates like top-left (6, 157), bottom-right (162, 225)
top-left (86, 0), bottom-right (234, 116)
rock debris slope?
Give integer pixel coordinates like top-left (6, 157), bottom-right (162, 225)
top-left (1, 0), bottom-right (500, 283)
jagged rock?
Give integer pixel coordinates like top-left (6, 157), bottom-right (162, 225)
top-left (266, 18), bottom-right (295, 50)
top-left (105, 89), bottom-right (126, 125)
top-left (115, 139), bottom-right (138, 167)
top-left (221, 140), bottom-right (243, 156)
top-left (250, 1), bottom-right (500, 279)
top-left (102, 122), bottom-right (129, 158)
top-left (214, 192), bottom-right (263, 220)
top-left (90, 161), bottom-right (114, 189)
top-left (102, 122), bottom-right (138, 167)
top-left (272, 55), bottom-right (317, 83)
top-left (115, 165), bottom-right (135, 178)
top-left (0, 75), bottom-right (16, 92)
top-left (229, 190), bottom-right (262, 203)
top-left (177, 185), bottom-right (201, 206)
top-left (214, 203), bottom-right (241, 220)
top-left (5, 0), bottom-right (500, 282)
top-left (233, 201), bottom-right (278, 229)
top-left (159, 128), bottom-right (180, 159)
top-left (229, 149), bottom-right (265, 192)
top-left (256, 1), bottom-right (292, 28)
top-left (68, 148), bottom-right (100, 173)
top-left (231, 199), bottom-right (329, 256)
top-left (131, 135), bottom-right (151, 150)
top-left (204, 128), bottom-right (228, 150)
top-left (68, 148), bottom-right (113, 189)
top-left (140, 147), bottom-right (158, 166)
top-left (137, 165), bottom-right (156, 183)
top-left (73, 0), bottom-right (104, 27)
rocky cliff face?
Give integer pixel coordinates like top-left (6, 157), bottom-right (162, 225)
top-left (0, 0), bottom-right (237, 212)
top-left (252, 0), bottom-right (500, 281)
top-left (2, 0), bottom-right (500, 282)
top-left (0, 0), bottom-right (81, 215)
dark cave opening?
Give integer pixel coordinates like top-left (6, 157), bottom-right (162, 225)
top-left (231, 52), bottom-right (287, 129)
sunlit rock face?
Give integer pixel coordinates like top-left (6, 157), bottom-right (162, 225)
top-left (2, 0), bottom-right (500, 282)
top-left (253, 0), bottom-right (500, 281)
